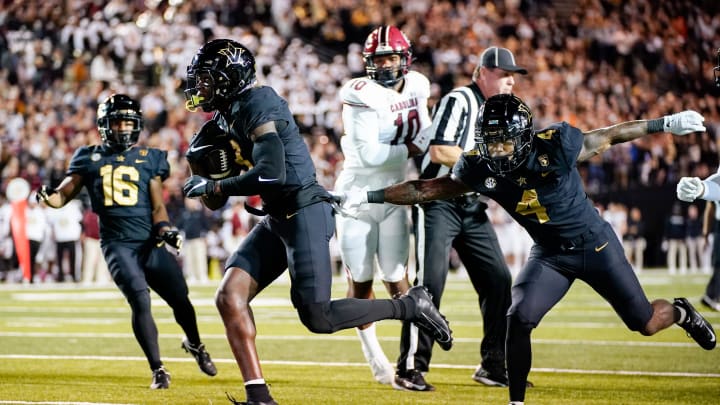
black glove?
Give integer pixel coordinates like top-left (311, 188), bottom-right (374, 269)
top-left (36, 185), bottom-right (55, 203)
top-left (183, 175), bottom-right (215, 198)
top-left (160, 229), bottom-right (183, 251)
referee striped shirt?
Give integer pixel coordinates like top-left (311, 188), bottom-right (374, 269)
top-left (419, 82), bottom-right (486, 179)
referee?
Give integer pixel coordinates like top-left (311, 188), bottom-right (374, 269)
top-left (394, 47), bottom-right (528, 391)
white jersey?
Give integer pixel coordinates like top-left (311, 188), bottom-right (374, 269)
top-left (335, 71), bottom-right (431, 283)
top-left (338, 70), bottom-right (432, 177)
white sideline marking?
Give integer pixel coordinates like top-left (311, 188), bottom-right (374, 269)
top-left (1, 353), bottom-right (718, 379)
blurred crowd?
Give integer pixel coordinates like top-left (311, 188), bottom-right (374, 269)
top-left (1, 0), bottom-right (719, 282)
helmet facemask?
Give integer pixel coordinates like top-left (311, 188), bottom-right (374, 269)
top-left (475, 94), bottom-right (534, 175)
top-left (363, 26), bottom-right (412, 88)
top-left (185, 39), bottom-right (257, 112)
top-left (97, 95), bottom-right (143, 152)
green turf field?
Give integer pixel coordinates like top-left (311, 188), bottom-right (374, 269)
top-left (0, 271), bottom-right (718, 404)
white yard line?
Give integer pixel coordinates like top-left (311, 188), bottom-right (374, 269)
top-left (0, 353), bottom-right (718, 379)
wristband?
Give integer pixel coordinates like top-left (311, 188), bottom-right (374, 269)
top-left (152, 221), bottom-right (171, 236)
top-left (367, 190), bottom-right (385, 204)
top-left (647, 118), bottom-right (664, 133)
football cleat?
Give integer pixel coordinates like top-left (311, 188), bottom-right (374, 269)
top-left (182, 338), bottom-right (217, 376)
top-left (674, 297), bottom-right (717, 350)
top-left (472, 366), bottom-right (508, 387)
top-left (226, 392), bottom-right (278, 405)
top-left (472, 366), bottom-right (534, 388)
top-left (701, 295), bottom-right (720, 312)
top-left (402, 286), bottom-right (453, 350)
top-left (392, 369), bottom-right (435, 392)
top-left (150, 366), bottom-right (171, 389)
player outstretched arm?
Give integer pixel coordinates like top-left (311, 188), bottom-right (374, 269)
top-left (578, 110), bottom-right (706, 162)
top-left (336, 175), bottom-right (472, 218)
top-left (36, 174), bottom-right (84, 208)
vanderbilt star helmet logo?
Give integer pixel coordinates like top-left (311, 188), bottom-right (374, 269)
top-left (218, 44), bottom-right (250, 67)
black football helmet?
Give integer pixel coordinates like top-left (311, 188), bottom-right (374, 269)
top-left (363, 25), bottom-right (412, 87)
top-left (475, 94), bottom-right (533, 175)
top-left (185, 38), bottom-right (256, 112)
top-left (97, 94), bottom-right (143, 151)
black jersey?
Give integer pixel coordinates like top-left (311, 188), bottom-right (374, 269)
top-left (67, 145), bottom-right (170, 244)
top-left (215, 85), bottom-right (330, 216)
top-left (454, 121), bottom-right (605, 245)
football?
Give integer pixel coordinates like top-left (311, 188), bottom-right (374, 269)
top-left (186, 120), bottom-right (239, 210)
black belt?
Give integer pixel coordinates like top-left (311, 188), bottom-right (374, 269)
top-left (547, 224), bottom-right (604, 252)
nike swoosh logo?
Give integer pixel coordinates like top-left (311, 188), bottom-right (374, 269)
top-left (188, 144), bottom-right (213, 153)
top-left (286, 212), bottom-right (298, 219)
top-left (189, 179), bottom-right (208, 193)
top-left (258, 176), bottom-right (278, 182)
top-left (541, 171), bottom-right (551, 177)
top-left (595, 241), bottom-right (609, 252)
top-left (135, 159), bottom-right (146, 163)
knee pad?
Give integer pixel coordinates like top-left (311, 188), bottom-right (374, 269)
top-left (296, 302), bottom-right (333, 334)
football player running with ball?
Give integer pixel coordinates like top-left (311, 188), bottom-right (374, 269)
top-left (336, 94), bottom-right (715, 405)
top-left (333, 25), bottom-right (432, 386)
top-left (36, 94), bottom-right (216, 389)
top-left (182, 38), bottom-right (452, 405)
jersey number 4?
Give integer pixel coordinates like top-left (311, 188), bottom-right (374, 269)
top-left (516, 189), bottom-right (549, 223)
top-left (100, 165), bottom-right (139, 206)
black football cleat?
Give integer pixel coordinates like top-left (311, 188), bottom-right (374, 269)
top-left (472, 366), bottom-right (534, 388)
top-left (392, 369), bottom-right (435, 392)
top-left (226, 392), bottom-right (278, 405)
top-left (472, 366), bottom-right (508, 387)
top-left (674, 297), bottom-right (717, 350)
top-left (403, 286), bottom-right (453, 350)
top-left (150, 366), bottom-right (171, 389)
top-left (182, 338), bottom-right (218, 376)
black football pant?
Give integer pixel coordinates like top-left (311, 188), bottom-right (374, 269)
top-left (104, 242), bottom-right (201, 370)
top-left (707, 224), bottom-right (720, 300)
top-left (399, 199), bottom-right (512, 374)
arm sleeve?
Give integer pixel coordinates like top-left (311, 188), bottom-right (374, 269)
top-left (702, 172), bottom-right (720, 201)
top-left (342, 105), bottom-right (408, 167)
top-left (217, 132), bottom-right (286, 196)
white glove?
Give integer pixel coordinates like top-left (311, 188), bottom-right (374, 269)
top-left (664, 110), bottom-right (706, 135)
top-left (676, 177), bottom-right (705, 202)
top-left (330, 186), bottom-right (369, 219)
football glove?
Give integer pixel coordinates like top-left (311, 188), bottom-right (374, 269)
top-left (330, 186), bottom-right (369, 219)
top-left (183, 175), bottom-right (215, 198)
top-left (36, 185), bottom-right (55, 204)
top-left (676, 177), bottom-right (704, 202)
top-left (160, 229), bottom-right (183, 251)
top-left (664, 111), bottom-right (706, 135)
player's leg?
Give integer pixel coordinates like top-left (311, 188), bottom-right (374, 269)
top-left (336, 201), bottom-right (394, 383)
top-left (103, 243), bottom-right (167, 388)
top-left (457, 213), bottom-right (513, 387)
top-left (145, 245), bottom-right (216, 377)
top-left (216, 219), bottom-right (287, 405)
top-left (585, 223), bottom-right (715, 350)
top-left (282, 203), bottom-right (451, 346)
top-left (507, 248), bottom-right (572, 403)
top-left (393, 202), bottom-right (458, 391)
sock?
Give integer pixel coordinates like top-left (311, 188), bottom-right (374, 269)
top-left (357, 324), bottom-right (383, 357)
top-left (245, 380), bottom-right (273, 403)
top-left (674, 305), bottom-right (687, 324)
